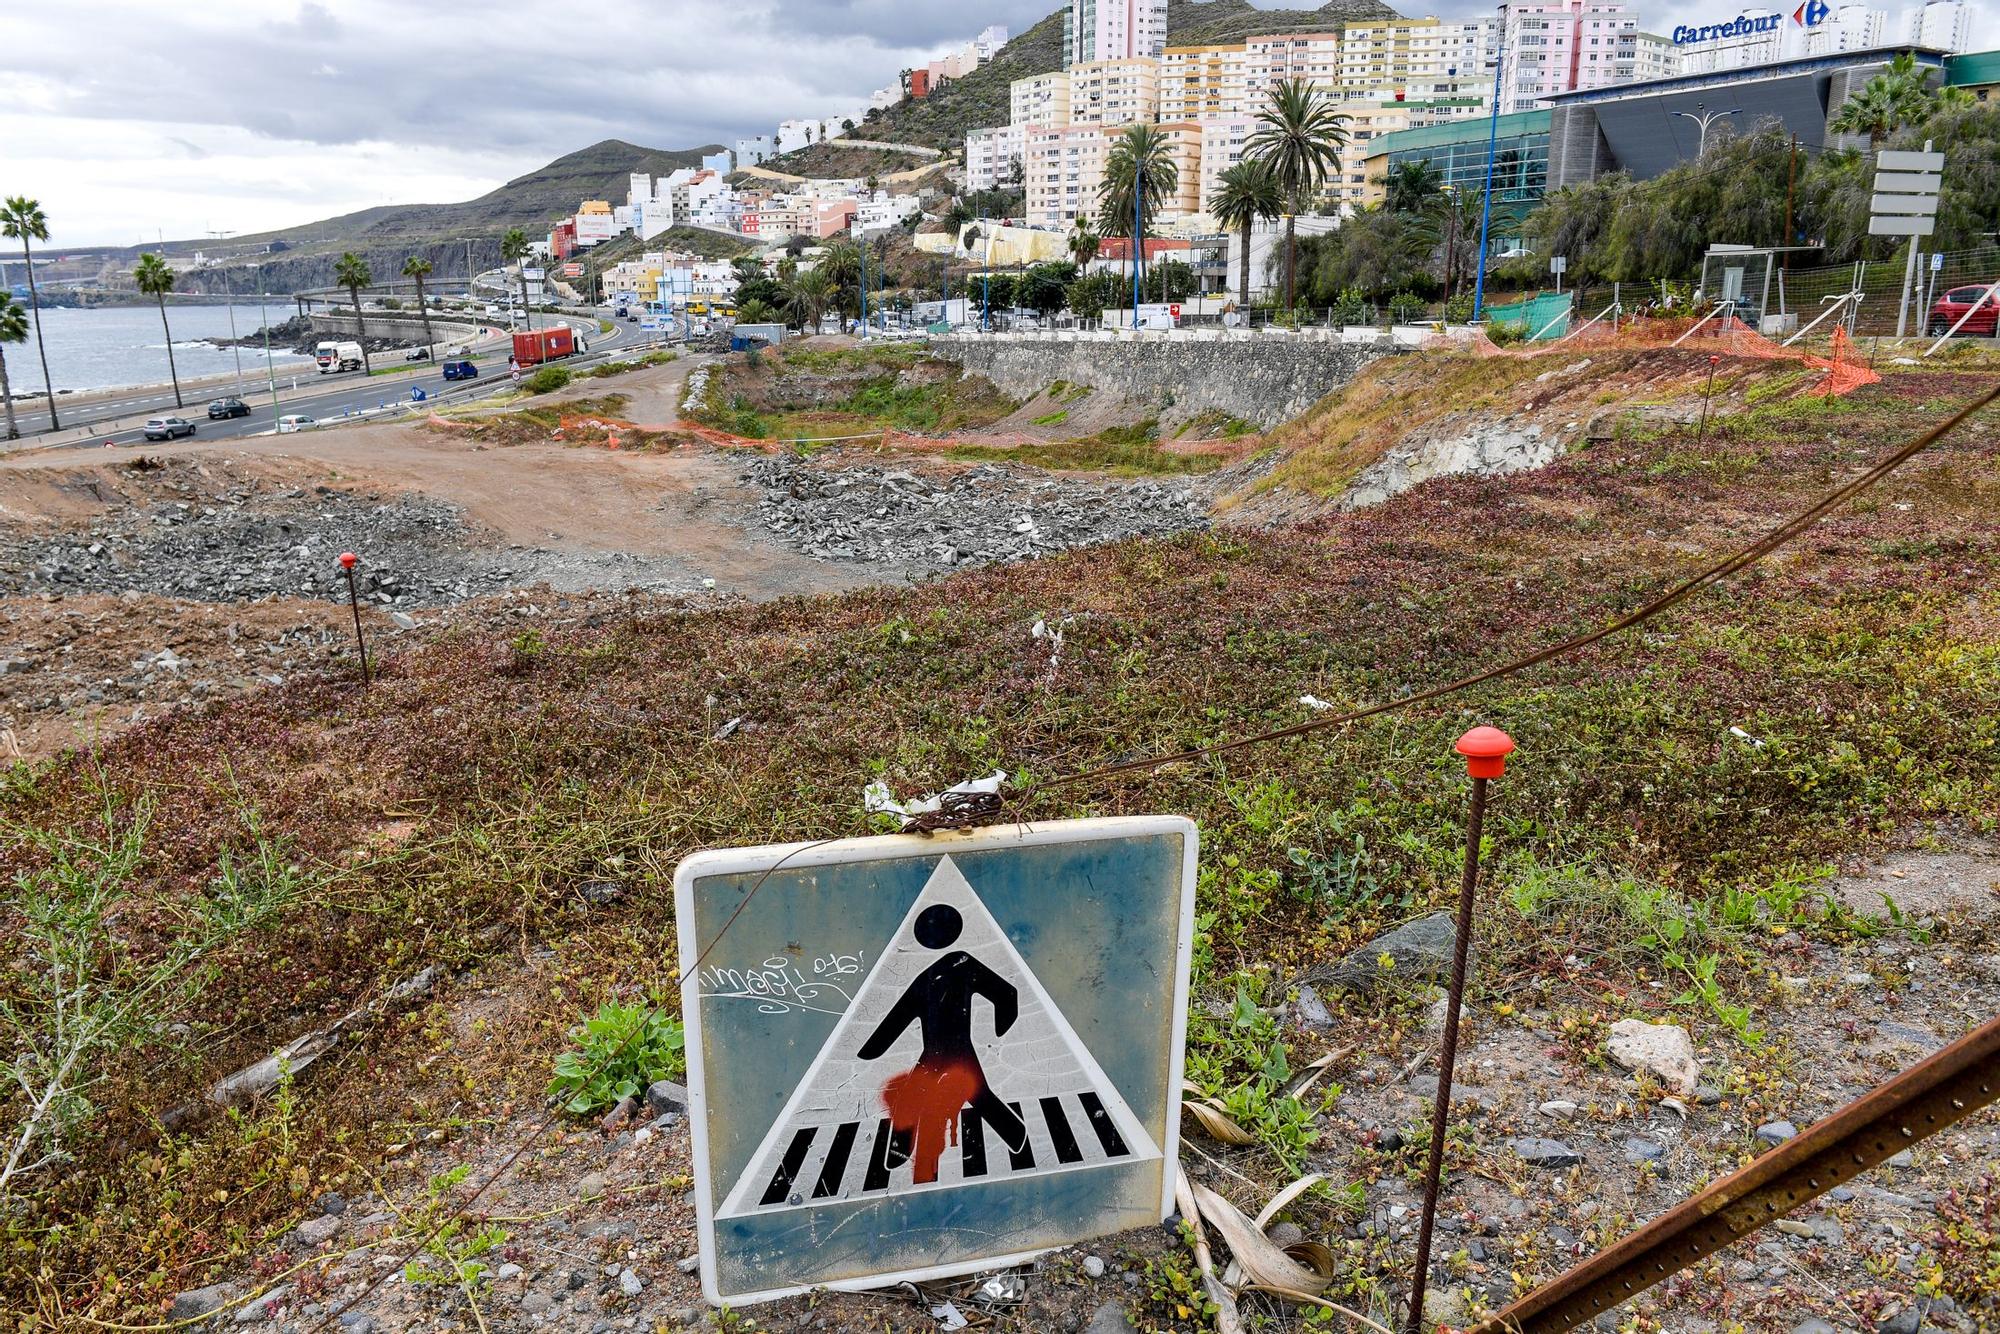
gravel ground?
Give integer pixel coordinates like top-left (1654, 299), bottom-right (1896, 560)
top-left (742, 454), bottom-right (1210, 571)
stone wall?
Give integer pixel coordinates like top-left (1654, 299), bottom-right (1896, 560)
top-left (932, 333), bottom-right (1401, 429)
top-left (308, 311), bottom-right (481, 345)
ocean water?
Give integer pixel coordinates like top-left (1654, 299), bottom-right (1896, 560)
top-left (8, 302), bottom-right (316, 396)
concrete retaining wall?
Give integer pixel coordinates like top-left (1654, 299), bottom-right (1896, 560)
top-left (308, 312), bottom-right (481, 344)
top-left (932, 332), bottom-right (1402, 428)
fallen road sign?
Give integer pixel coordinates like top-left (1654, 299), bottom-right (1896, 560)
top-left (675, 817), bottom-right (1198, 1305)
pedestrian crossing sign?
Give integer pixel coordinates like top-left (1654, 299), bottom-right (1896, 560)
top-left (675, 817), bottom-right (1197, 1305)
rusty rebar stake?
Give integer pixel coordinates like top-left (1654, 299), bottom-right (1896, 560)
top-left (1406, 727), bottom-right (1513, 1333)
top-left (339, 552), bottom-right (370, 684)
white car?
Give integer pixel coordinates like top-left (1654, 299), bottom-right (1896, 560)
top-left (276, 414), bottom-right (318, 434)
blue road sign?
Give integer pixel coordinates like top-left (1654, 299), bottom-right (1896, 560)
top-left (676, 818), bottom-right (1198, 1305)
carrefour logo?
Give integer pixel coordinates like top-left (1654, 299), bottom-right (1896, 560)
top-left (1793, 0), bottom-right (1830, 25)
top-left (1671, 12), bottom-right (1785, 43)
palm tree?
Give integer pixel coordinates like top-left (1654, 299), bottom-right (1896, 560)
top-left (1211, 160), bottom-right (1282, 312)
top-left (1246, 78), bottom-right (1349, 313)
top-left (1385, 159), bottom-right (1444, 215)
top-left (1097, 124), bottom-right (1179, 312)
top-left (1067, 218), bottom-right (1100, 268)
top-left (334, 252), bottom-right (374, 375)
top-left (785, 267), bottom-right (835, 335)
top-left (1831, 54), bottom-right (1935, 150)
top-left (133, 253), bottom-right (184, 409)
top-left (402, 255), bottom-right (437, 360)
top-left (500, 228), bottom-right (534, 330)
top-left (1, 197), bottom-right (59, 430)
top-left (0, 293), bottom-right (27, 440)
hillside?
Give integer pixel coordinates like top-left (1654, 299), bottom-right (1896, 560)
top-left (852, 0), bottom-right (1403, 152)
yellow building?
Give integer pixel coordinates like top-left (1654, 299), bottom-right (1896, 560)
top-left (1160, 42), bottom-right (1250, 122)
top-left (1010, 71), bottom-right (1072, 128)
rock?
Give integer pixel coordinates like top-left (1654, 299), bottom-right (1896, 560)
top-left (295, 1214), bottom-right (342, 1246)
top-left (338, 1317), bottom-right (375, 1334)
top-left (1885, 1149), bottom-right (1914, 1168)
top-left (1540, 1100), bottom-right (1580, 1119)
top-left (1789, 1321), bottom-right (1839, 1334)
top-left (1623, 1137), bottom-right (1665, 1164)
top-left (170, 1283), bottom-right (238, 1321)
top-left (1084, 1300), bottom-right (1135, 1334)
top-left (1266, 1221), bottom-right (1304, 1248)
top-left (1878, 1307), bottom-right (1922, 1334)
top-left (1694, 1084), bottom-right (1724, 1106)
top-left (1605, 1019), bottom-right (1701, 1096)
top-left (1082, 1255), bottom-right (1106, 1279)
top-left (578, 879), bottom-right (623, 906)
top-left (646, 1080), bottom-right (689, 1118)
top-left (578, 1171), bottom-right (607, 1201)
top-left (619, 1267), bottom-right (644, 1297)
top-left (678, 1254), bottom-right (701, 1274)
top-left (1510, 1137), bottom-right (1584, 1168)
top-left (496, 1263), bottom-right (524, 1280)
top-left (1319, 913), bottom-right (1459, 991)
top-left (390, 611), bottom-right (419, 630)
top-left (318, 1191), bottom-right (348, 1216)
top-left (521, 1292), bottom-right (555, 1315)
top-left (233, 1284), bottom-right (289, 1323)
top-left (1755, 1121), bottom-right (1798, 1147)
top-left (1294, 983), bottom-right (1333, 1028)
top-left (601, 1095), bottom-right (638, 1131)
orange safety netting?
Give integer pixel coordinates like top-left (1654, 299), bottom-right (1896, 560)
top-left (1437, 312), bottom-right (1879, 397)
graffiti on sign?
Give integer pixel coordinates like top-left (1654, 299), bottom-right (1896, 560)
top-left (676, 818), bottom-right (1197, 1305)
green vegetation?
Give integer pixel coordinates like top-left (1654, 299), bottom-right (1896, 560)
top-left (1248, 78), bottom-right (1350, 312)
top-left (2, 196), bottom-right (58, 431)
top-left (524, 364), bottom-right (573, 393)
top-left (333, 251), bottom-right (375, 376)
top-left (578, 349), bottom-right (677, 380)
top-left (0, 292), bottom-right (26, 440)
top-left (948, 419), bottom-right (1227, 476)
top-left (132, 253), bottom-right (184, 408)
top-left (546, 999), bottom-right (686, 1115)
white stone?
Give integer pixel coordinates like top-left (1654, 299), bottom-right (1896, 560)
top-left (1539, 1100), bottom-right (1580, 1119)
top-left (1605, 1019), bottom-right (1701, 1096)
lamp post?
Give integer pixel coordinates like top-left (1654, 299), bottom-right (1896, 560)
top-left (209, 229), bottom-right (246, 396)
top-left (255, 263), bottom-right (280, 423)
top-left (1471, 2), bottom-right (1507, 323)
top-left (1674, 102), bottom-right (1741, 157)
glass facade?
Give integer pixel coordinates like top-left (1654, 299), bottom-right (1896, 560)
top-left (1374, 110), bottom-right (1553, 209)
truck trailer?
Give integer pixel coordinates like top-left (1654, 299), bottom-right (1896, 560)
top-left (314, 340), bottom-right (365, 373)
top-left (511, 327), bottom-right (580, 366)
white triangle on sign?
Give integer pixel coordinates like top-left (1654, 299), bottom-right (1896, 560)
top-left (716, 856), bottom-right (1162, 1220)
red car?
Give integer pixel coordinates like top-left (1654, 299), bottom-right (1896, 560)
top-left (1927, 284), bottom-right (2000, 336)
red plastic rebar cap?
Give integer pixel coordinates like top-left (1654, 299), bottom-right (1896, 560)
top-left (338, 551), bottom-right (358, 569)
top-left (1455, 725), bottom-right (1516, 779)
top-left (1709, 354), bottom-right (1720, 364)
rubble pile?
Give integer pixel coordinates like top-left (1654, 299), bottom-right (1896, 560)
top-left (742, 455), bottom-right (1207, 570)
top-left (0, 484), bottom-right (507, 607)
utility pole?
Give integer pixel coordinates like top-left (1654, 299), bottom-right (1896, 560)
top-left (209, 229), bottom-right (245, 395)
top-left (1471, 2), bottom-right (1506, 323)
top-left (256, 264), bottom-right (280, 423)
top-left (1782, 133), bottom-right (1798, 271)
top-left (1131, 166), bottom-right (1144, 330)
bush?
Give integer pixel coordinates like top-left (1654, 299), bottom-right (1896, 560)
top-left (1388, 291), bottom-right (1428, 325)
top-left (1443, 292), bottom-right (1476, 324)
top-left (547, 999), bottom-right (686, 1115)
top-left (1329, 288), bottom-right (1367, 327)
top-left (1485, 319), bottom-right (1528, 346)
top-left (525, 365), bottom-right (572, 394)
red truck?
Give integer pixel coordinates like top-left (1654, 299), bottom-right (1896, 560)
top-left (511, 327), bottom-right (578, 366)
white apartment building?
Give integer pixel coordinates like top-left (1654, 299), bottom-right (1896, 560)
top-left (1064, 0), bottom-right (1168, 67)
top-left (776, 118), bottom-right (825, 155)
top-left (965, 125), bottom-right (1027, 191)
top-left (1196, 118), bottom-right (1258, 217)
top-left (857, 193), bottom-right (924, 231)
top-left (1626, 31), bottom-right (1679, 81)
top-left (1245, 31), bottom-right (1344, 101)
top-left (735, 136), bottom-right (773, 168)
top-left (1161, 42), bottom-right (1251, 122)
top-left (1331, 103), bottom-right (1415, 212)
top-left (1498, 0), bottom-right (1640, 114)
top-left (1011, 71), bottom-right (1074, 127)
top-left (1026, 124), bottom-right (1114, 227)
top-left (1069, 57), bottom-right (1161, 127)
top-left (1910, 0), bottom-right (1973, 50)
top-left (1802, 4), bottom-right (1888, 53)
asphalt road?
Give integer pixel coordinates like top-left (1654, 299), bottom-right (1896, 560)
top-left (29, 314), bottom-right (650, 450)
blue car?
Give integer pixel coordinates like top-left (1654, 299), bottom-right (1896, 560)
top-left (443, 360), bottom-right (478, 381)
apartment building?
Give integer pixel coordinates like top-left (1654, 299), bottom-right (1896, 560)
top-left (1336, 18), bottom-right (1498, 101)
top-left (965, 124), bottom-right (1028, 192)
top-left (1010, 71), bottom-right (1074, 127)
top-left (1910, 0), bottom-right (1973, 51)
top-left (1064, 0), bottom-right (1168, 66)
top-left (1331, 103), bottom-right (1415, 212)
top-left (1498, 0), bottom-right (1640, 113)
top-left (1802, 4), bottom-right (1888, 54)
top-left (1196, 118), bottom-right (1259, 217)
top-left (1160, 42), bottom-right (1251, 122)
top-left (1158, 122), bottom-right (1205, 219)
top-left (1625, 31), bottom-right (1679, 81)
top-left (1069, 58), bottom-right (1161, 127)
top-left (1025, 124), bottom-right (1114, 227)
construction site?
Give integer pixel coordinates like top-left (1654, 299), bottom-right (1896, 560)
top-left (1, 315), bottom-right (1997, 1334)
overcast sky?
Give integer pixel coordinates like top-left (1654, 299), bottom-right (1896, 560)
top-left (2, 0), bottom-right (1978, 249)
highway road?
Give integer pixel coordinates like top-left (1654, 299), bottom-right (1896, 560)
top-left (23, 313), bottom-right (653, 451)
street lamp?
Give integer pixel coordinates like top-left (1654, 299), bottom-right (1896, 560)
top-left (209, 229), bottom-right (246, 395)
top-left (1674, 102), bottom-right (1741, 157)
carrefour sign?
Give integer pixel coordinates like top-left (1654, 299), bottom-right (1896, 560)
top-left (1671, 12), bottom-right (1784, 43)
